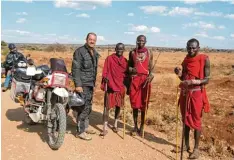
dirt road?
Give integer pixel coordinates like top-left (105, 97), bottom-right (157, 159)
top-left (2, 88), bottom-right (212, 160)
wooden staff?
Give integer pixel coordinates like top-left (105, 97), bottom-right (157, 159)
top-left (123, 95), bottom-right (125, 139)
top-left (180, 88), bottom-right (188, 160)
top-left (175, 78), bottom-right (180, 160)
top-left (142, 82), bottom-right (150, 138)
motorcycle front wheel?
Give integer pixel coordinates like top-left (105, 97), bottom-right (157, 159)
top-left (47, 103), bottom-right (66, 150)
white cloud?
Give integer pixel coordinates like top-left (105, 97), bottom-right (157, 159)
top-left (16, 18), bottom-right (27, 23)
top-left (224, 14), bottom-right (234, 19)
top-left (194, 11), bottom-right (223, 17)
top-left (124, 32), bottom-right (135, 35)
top-left (150, 27), bottom-right (160, 33)
top-left (221, 0), bottom-right (234, 4)
top-left (76, 13), bottom-right (90, 18)
top-left (194, 32), bottom-right (225, 40)
top-left (16, 12), bottom-right (28, 16)
top-left (87, 0), bottom-right (112, 7)
top-left (218, 25), bottom-right (226, 29)
top-left (45, 34), bottom-right (56, 36)
top-left (55, 0), bottom-right (95, 10)
top-left (4, 29), bottom-right (30, 35)
top-left (231, 34), bottom-right (234, 38)
top-left (97, 36), bottom-right (105, 41)
top-left (184, 0), bottom-right (213, 5)
top-left (200, 23), bottom-right (215, 29)
top-left (24, 0), bottom-right (32, 3)
top-left (139, 5), bottom-right (167, 14)
top-left (167, 7), bottom-right (195, 16)
top-left (195, 32), bottom-right (209, 38)
top-left (59, 35), bottom-right (70, 39)
top-left (183, 21), bottom-right (215, 29)
top-left (212, 36), bottom-right (225, 40)
top-left (64, 12), bottom-right (74, 16)
top-left (172, 34), bottom-right (178, 37)
top-left (130, 25), bottom-right (160, 33)
top-left (132, 25), bottom-right (148, 32)
top-left (128, 13), bottom-right (134, 16)
top-left (1, 34), bottom-right (17, 38)
top-left (54, 0), bottom-right (111, 10)
top-left (11, 0), bottom-right (33, 3)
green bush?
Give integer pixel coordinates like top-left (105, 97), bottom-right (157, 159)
top-left (45, 43), bottom-right (67, 52)
top-left (1, 40), bottom-right (7, 47)
top-left (1, 48), bottom-right (9, 56)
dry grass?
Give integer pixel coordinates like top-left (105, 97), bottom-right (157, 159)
top-left (2, 48), bottom-right (234, 158)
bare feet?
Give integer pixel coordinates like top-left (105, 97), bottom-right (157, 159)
top-left (99, 130), bottom-right (108, 136)
top-left (189, 148), bottom-right (199, 159)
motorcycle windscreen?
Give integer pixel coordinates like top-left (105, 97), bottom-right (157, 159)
top-left (50, 58), bottom-right (67, 73)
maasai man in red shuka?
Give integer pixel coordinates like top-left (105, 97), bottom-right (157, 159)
top-left (100, 43), bottom-right (128, 136)
top-left (174, 38), bottom-right (210, 159)
top-left (128, 35), bottom-right (154, 136)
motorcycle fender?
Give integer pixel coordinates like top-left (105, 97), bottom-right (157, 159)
top-left (52, 87), bottom-right (69, 98)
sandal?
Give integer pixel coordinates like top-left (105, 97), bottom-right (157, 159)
top-left (130, 128), bottom-right (138, 136)
top-left (112, 127), bottom-right (118, 133)
top-left (99, 130), bottom-right (108, 136)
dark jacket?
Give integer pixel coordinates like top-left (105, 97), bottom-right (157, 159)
top-left (71, 45), bottom-right (99, 87)
top-left (4, 51), bottom-right (26, 69)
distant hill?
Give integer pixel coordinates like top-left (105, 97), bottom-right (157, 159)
top-left (4, 42), bottom-right (234, 53)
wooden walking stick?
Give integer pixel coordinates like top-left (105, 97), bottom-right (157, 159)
top-left (123, 95), bottom-right (125, 139)
top-left (142, 52), bottom-right (161, 138)
top-left (142, 82), bottom-right (150, 138)
top-left (180, 88), bottom-right (188, 160)
top-left (175, 78), bottom-right (180, 160)
top-left (101, 82), bottom-right (108, 139)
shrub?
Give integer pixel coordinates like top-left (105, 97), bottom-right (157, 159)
top-left (45, 43), bottom-right (67, 52)
top-left (1, 40), bottom-right (7, 47)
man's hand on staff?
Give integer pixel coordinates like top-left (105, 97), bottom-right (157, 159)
top-left (75, 87), bottom-right (83, 93)
top-left (180, 79), bottom-right (201, 87)
top-left (146, 74), bottom-right (154, 83)
top-left (129, 67), bottom-right (137, 74)
top-left (143, 74), bottom-right (154, 88)
top-left (174, 67), bottom-right (182, 77)
top-left (103, 77), bottom-right (109, 83)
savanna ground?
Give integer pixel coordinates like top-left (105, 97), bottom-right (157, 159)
top-left (1, 46), bottom-right (234, 160)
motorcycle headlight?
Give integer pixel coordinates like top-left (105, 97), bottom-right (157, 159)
top-left (22, 62), bottom-right (27, 67)
top-left (18, 63), bottom-right (22, 67)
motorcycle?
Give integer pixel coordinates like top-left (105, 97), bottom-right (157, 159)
top-left (21, 58), bottom-right (69, 150)
top-left (10, 55), bottom-right (32, 102)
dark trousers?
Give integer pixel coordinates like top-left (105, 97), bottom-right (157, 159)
top-left (76, 86), bottom-right (94, 134)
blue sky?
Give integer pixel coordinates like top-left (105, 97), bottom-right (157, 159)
top-left (1, 0), bottom-right (234, 49)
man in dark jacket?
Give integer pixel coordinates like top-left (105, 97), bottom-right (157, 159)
top-left (71, 32), bottom-right (99, 140)
top-left (2, 43), bottom-right (26, 92)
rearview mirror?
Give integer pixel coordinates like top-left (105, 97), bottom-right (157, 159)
top-left (27, 59), bottom-right (34, 65)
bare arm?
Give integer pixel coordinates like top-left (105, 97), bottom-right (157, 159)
top-left (200, 57), bottom-right (210, 85)
top-left (148, 50), bottom-right (154, 74)
top-left (128, 51), bottom-right (136, 74)
top-left (128, 51), bottom-right (134, 68)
